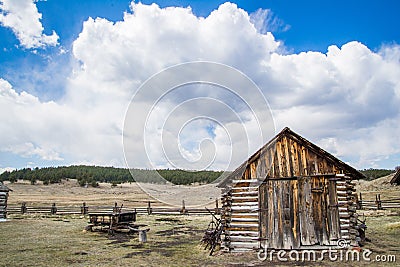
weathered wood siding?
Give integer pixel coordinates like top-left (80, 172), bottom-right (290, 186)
top-left (257, 175), bottom-right (351, 249)
top-left (227, 132), bottom-right (350, 182)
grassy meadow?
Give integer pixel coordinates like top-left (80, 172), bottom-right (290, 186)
top-left (0, 177), bottom-right (399, 266)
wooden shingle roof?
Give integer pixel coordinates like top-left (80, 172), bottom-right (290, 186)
top-left (390, 169), bottom-right (400, 185)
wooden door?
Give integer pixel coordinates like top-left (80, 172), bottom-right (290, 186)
top-left (259, 176), bottom-right (340, 249)
top-left (299, 176), bottom-right (340, 246)
top-left (259, 179), bottom-right (300, 249)
top-left (327, 177), bottom-right (340, 242)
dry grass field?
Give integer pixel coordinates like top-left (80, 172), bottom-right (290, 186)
top-left (4, 179), bottom-right (160, 207)
top-left (0, 176), bottom-right (399, 266)
top-left (3, 179), bottom-right (220, 208)
top-left (356, 173), bottom-right (399, 200)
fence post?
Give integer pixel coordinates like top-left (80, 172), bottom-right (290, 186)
top-left (81, 202), bottom-right (88, 215)
top-left (51, 203), bottom-right (57, 214)
top-left (180, 200), bottom-right (186, 214)
top-left (139, 230), bottom-right (147, 242)
top-left (358, 192), bottom-right (363, 210)
top-left (21, 202), bottom-right (27, 214)
top-left (147, 201), bottom-right (152, 215)
top-left (376, 194), bottom-right (383, 210)
top-left (215, 198), bottom-right (220, 215)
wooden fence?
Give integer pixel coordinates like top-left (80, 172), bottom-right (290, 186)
top-left (6, 200), bottom-right (221, 216)
top-left (5, 193), bottom-right (400, 216)
top-left (357, 193), bottom-right (400, 210)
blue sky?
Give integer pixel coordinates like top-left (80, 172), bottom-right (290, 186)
top-left (0, 0), bottom-right (399, 172)
top-left (140, 0), bottom-right (400, 52)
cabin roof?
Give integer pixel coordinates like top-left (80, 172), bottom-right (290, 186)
top-left (390, 169), bottom-right (400, 185)
top-left (218, 127), bottom-right (365, 187)
top-left (0, 182), bottom-right (12, 192)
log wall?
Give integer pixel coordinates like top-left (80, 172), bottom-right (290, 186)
top-left (0, 191), bottom-right (8, 219)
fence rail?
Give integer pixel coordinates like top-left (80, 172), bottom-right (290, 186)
top-left (6, 200), bottom-right (221, 216)
top-left (357, 193), bottom-right (400, 210)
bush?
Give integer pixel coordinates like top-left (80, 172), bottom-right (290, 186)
top-left (78, 179), bottom-right (87, 187)
top-left (91, 181), bottom-right (99, 187)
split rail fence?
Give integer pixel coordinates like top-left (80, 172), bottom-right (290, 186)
top-left (7, 200), bottom-right (221, 216)
top-left (357, 193), bottom-right (400, 210)
top-left (5, 193), bottom-right (400, 216)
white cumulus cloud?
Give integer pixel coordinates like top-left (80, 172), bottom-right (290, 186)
top-left (0, 0), bottom-right (58, 49)
top-left (0, 2), bottom-right (399, 170)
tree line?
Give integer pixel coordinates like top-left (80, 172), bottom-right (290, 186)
top-left (359, 168), bottom-right (396, 181)
top-left (1, 166), bottom-right (395, 186)
top-left (0, 165), bottom-right (226, 186)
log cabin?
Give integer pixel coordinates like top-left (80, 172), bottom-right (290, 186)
top-left (219, 127), bottom-right (365, 252)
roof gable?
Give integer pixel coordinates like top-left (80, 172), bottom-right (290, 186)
top-left (390, 169), bottom-right (400, 185)
top-left (218, 127), bottom-right (364, 187)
